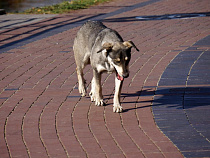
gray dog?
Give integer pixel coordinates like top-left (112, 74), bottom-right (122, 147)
top-left (73, 21), bottom-right (139, 112)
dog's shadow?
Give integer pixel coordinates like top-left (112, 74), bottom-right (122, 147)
top-left (98, 87), bottom-right (210, 113)
top-left (99, 90), bottom-right (152, 112)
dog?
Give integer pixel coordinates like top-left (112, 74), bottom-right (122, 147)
top-left (73, 21), bottom-right (139, 112)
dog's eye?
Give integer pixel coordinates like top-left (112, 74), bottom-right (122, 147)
top-left (125, 57), bottom-right (128, 61)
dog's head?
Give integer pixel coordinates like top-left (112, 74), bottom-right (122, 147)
top-left (97, 41), bottom-right (139, 81)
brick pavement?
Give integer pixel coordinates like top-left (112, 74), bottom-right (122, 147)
top-left (0, 0), bottom-right (210, 157)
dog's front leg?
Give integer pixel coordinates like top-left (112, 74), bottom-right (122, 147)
top-left (113, 77), bottom-right (123, 113)
top-left (92, 69), bottom-right (104, 106)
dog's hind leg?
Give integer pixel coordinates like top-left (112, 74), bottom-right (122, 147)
top-left (89, 78), bottom-right (95, 101)
top-left (74, 43), bottom-right (90, 97)
top-left (113, 77), bottom-right (123, 112)
top-left (76, 66), bottom-right (86, 97)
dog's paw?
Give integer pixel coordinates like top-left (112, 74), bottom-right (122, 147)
top-left (80, 90), bottom-right (86, 97)
top-left (113, 105), bottom-right (123, 113)
top-left (95, 99), bottom-right (104, 106)
top-left (79, 86), bottom-right (86, 97)
top-left (89, 92), bottom-right (104, 106)
top-left (89, 91), bottom-right (95, 102)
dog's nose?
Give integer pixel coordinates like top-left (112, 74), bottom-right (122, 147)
top-left (123, 73), bottom-right (129, 78)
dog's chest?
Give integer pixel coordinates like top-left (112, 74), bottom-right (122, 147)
top-left (96, 62), bottom-right (114, 73)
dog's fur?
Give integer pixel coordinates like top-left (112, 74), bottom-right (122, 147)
top-left (73, 21), bottom-right (139, 112)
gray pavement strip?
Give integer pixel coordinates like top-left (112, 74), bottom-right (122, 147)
top-left (136, 12), bottom-right (210, 21)
top-left (0, 14), bottom-right (57, 31)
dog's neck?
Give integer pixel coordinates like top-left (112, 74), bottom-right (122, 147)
top-left (96, 56), bottom-right (115, 74)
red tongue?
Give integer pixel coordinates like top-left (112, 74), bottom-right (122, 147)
top-left (117, 74), bottom-right (124, 81)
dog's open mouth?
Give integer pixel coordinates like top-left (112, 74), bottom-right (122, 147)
top-left (114, 68), bottom-right (124, 81)
top-left (116, 73), bottom-right (124, 81)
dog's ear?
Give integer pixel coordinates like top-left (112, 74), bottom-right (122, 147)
top-left (123, 41), bottom-right (139, 52)
top-left (97, 42), bottom-right (113, 56)
top-left (102, 42), bottom-right (113, 51)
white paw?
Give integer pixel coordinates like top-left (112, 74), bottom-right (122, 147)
top-left (113, 105), bottom-right (123, 113)
top-left (89, 91), bottom-right (95, 102)
top-left (89, 92), bottom-right (104, 106)
top-left (79, 87), bottom-right (86, 97)
top-left (95, 99), bottom-right (104, 106)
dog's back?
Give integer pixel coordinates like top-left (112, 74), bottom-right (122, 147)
top-left (73, 21), bottom-right (106, 68)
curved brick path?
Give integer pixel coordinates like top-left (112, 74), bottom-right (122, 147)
top-left (0, 0), bottom-right (210, 157)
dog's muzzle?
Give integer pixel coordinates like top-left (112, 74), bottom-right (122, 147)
top-left (116, 70), bottom-right (129, 81)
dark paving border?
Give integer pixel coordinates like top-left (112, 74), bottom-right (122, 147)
top-left (153, 35), bottom-right (210, 157)
top-left (0, 0), bottom-right (161, 53)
